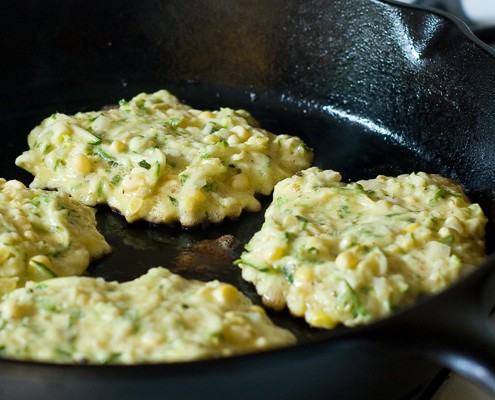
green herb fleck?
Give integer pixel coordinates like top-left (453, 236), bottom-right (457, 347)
top-left (88, 136), bottom-right (102, 145)
top-left (179, 174), bottom-right (189, 183)
top-left (343, 280), bottom-right (368, 318)
top-left (440, 235), bottom-right (454, 245)
top-left (111, 175), bottom-right (122, 186)
top-left (283, 231), bottom-right (296, 243)
top-left (42, 143), bottom-right (54, 155)
top-left (235, 258), bottom-right (269, 272)
top-left (102, 352), bottom-right (122, 364)
top-left (307, 247), bottom-right (319, 255)
top-left (296, 215), bottom-right (309, 229)
top-left (166, 118), bottom-right (180, 127)
top-left (54, 159), bottom-right (63, 171)
top-left (202, 180), bottom-right (218, 192)
top-left (138, 160), bottom-right (151, 170)
top-left (429, 187), bottom-right (446, 206)
top-left (338, 204), bottom-right (350, 219)
top-left (30, 260), bottom-right (57, 278)
top-left (282, 266), bottom-right (294, 284)
top-left (93, 147), bottom-right (117, 165)
top-left (135, 99), bottom-right (148, 114)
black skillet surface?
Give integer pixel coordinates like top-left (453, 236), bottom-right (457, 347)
top-left (1, 0), bottom-right (495, 399)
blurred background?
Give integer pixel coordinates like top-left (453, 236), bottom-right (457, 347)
top-left (399, 0), bottom-right (495, 46)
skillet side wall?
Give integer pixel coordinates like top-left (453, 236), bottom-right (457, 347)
top-left (1, 0), bottom-right (495, 399)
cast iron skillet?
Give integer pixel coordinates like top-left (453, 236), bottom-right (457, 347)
top-left (1, 0), bottom-right (495, 399)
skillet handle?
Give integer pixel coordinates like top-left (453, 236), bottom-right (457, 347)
top-left (368, 261), bottom-right (495, 395)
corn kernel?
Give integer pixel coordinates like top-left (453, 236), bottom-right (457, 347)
top-left (126, 198), bottom-right (144, 216)
top-left (213, 284), bottom-right (239, 304)
top-left (51, 121), bottom-right (69, 144)
top-left (403, 222), bottom-right (420, 233)
top-left (231, 174), bottom-right (250, 191)
top-left (309, 310), bottom-right (337, 329)
top-left (198, 111), bottom-right (215, 120)
top-left (27, 255), bottom-right (56, 281)
top-left (445, 216), bottom-right (463, 233)
top-left (249, 305), bottom-right (265, 314)
top-left (227, 134), bottom-right (240, 146)
top-left (287, 290), bottom-right (307, 316)
top-left (0, 278), bottom-right (18, 295)
top-left (265, 246), bottom-right (285, 262)
top-left (1, 299), bottom-right (34, 319)
top-left (0, 248), bottom-right (10, 264)
top-left (225, 323), bottom-right (254, 344)
top-left (71, 154), bottom-right (92, 175)
top-left (293, 266), bottom-right (314, 283)
top-left (183, 190), bottom-right (206, 212)
top-left (397, 233), bottom-right (414, 251)
top-left (4, 180), bottom-right (25, 190)
top-left (335, 251), bottom-right (359, 269)
top-left (230, 125), bottom-right (250, 141)
top-left (203, 134), bottom-right (219, 144)
top-left (111, 140), bottom-right (126, 153)
top-left (29, 255), bottom-right (53, 268)
top-left (283, 214), bottom-right (299, 227)
top-left (23, 230), bottom-right (38, 241)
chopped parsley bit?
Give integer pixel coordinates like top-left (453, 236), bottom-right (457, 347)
top-left (88, 136), bottom-right (102, 145)
top-left (282, 266), bottom-right (294, 283)
top-left (138, 160), bottom-right (152, 170)
top-left (202, 180), bottom-right (218, 192)
top-left (54, 159), bottom-right (63, 171)
top-left (102, 352), bottom-right (122, 364)
top-left (118, 98), bottom-right (129, 107)
top-left (307, 247), bottom-right (319, 255)
top-left (429, 187), bottom-right (446, 206)
top-left (236, 259), bottom-right (269, 272)
top-left (296, 215), bottom-right (309, 229)
top-left (385, 213), bottom-right (401, 218)
top-left (338, 204), bottom-right (350, 218)
top-left (440, 235), bottom-right (454, 245)
top-left (283, 231), bottom-right (296, 243)
top-left (31, 260), bottom-right (57, 278)
top-left (111, 175), bottom-right (122, 186)
top-left (68, 310), bottom-right (83, 328)
top-left (166, 117), bottom-right (180, 127)
top-left (179, 173), bottom-right (189, 183)
top-left (343, 280), bottom-right (368, 318)
top-left (42, 144), bottom-right (54, 155)
top-left (87, 114), bottom-right (100, 123)
top-left (135, 99), bottom-right (148, 114)
top-left (93, 147), bottom-right (117, 165)
top-left (153, 162), bottom-right (162, 178)
top-left (200, 153), bottom-right (211, 159)
top-left (97, 180), bottom-right (105, 197)
top-left (168, 196), bottom-right (178, 205)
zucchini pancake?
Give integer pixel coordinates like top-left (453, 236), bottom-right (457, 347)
top-left (15, 90), bottom-right (313, 227)
top-left (0, 267), bottom-right (295, 364)
top-left (236, 167), bottom-right (487, 329)
top-left (0, 179), bottom-right (110, 295)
